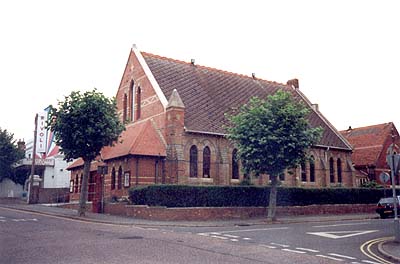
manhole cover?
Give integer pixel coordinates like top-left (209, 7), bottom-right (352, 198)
top-left (119, 236), bottom-right (143, 240)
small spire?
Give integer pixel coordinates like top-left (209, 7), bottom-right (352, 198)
top-left (167, 89), bottom-right (185, 109)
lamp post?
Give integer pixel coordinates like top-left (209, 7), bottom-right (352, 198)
top-left (28, 114), bottom-right (38, 204)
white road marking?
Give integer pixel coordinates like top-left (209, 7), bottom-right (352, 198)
top-left (261, 245), bottom-right (277, 249)
top-left (210, 232), bottom-right (221, 235)
top-left (223, 234), bottom-right (239, 238)
top-left (0, 219), bottom-right (5, 222)
top-left (282, 248), bottom-right (306, 254)
top-left (313, 222), bottom-right (369, 228)
top-left (222, 227), bottom-right (289, 233)
top-left (210, 235), bottom-right (228, 240)
top-left (242, 237), bottom-right (251, 240)
top-left (0, 216), bottom-right (5, 218)
top-left (316, 254), bottom-right (344, 261)
top-left (295, 247), bottom-right (319, 253)
top-left (328, 253), bottom-right (356, 260)
top-left (361, 260), bottom-right (382, 264)
top-left (270, 242), bottom-right (290, 248)
top-left (307, 230), bottom-right (378, 239)
top-left (230, 239), bottom-right (239, 242)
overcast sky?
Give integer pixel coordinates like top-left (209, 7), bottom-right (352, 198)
top-left (1, 0), bottom-right (399, 141)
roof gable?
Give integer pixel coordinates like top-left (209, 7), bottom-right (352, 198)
top-left (142, 52), bottom-right (351, 150)
top-left (341, 122), bottom-right (396, 165)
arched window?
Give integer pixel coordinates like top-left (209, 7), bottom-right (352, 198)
top-left (79, 174), bottom-right (83, 192)
top-left (203, 146), bottom-right (211, 178)
top-left (189, 145), bottom-right (198, 178)
top-left (232, 149), bottom-right (239, 179)
top-left (337, 158), bottom-right (342, 183)
top-left (329, 157), bottom-right (335, 183)
top-left (136, 87), bottom-right (141, 120)
top-left (301, 161), bottom-right (307, 182)
top-left (74, 174), bottom-right (79, 193)
top-left (111, 167), bottom-right (116, 190)
top-left (123, 93), bottom-right (128, 122)
top-left (118, 166), bottom-right (123, 189)
top-left (309, 156), bottom-right (315, 182)
top-left (130, 81), bottom-right (135, 121)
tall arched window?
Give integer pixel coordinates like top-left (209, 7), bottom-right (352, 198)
top-left (301, 161), bottom-right (307, 182)
top-left (309, 156), bottom-right (315, 182)
top-left (111, 167), bottom-right (116, 190)
top-left (329, 157), bottom-right (335, 183)
top-left (136, 87), bottom-right (141, 120)
top-left (130, 81), bottom-right (135, 121)
top-left (118, 166), bottom-right (123, 189)
top-left (203, 146), bottom-right (211, 178)
top-left (74, 174), bottom-right (79, 193)
top-left (189, 145), bottom-right (198, 178)
top-left (232, 149), bottom-right (239, 179)
top-left (337, 158), bottom-right (342, 183)
top-left (79, 174), bottom-right (83, 192)
top-left (123, 93), bottom-right (128, 122)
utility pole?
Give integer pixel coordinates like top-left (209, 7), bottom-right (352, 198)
top-left (388, 128), bottom-right (400, 242)
top-left (28, 113), bottom-right (38, 204)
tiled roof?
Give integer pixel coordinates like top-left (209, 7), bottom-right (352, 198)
top-left (142, 52), bottom-right (351, 150)
top-left (341, 123), bottom-right (394, 166)
top-left (101, 119), bottom-right (166, 160)
top-left (67, 120), bottom-right (166, 170)
top-left (67, 157), bottom-right (105, 171)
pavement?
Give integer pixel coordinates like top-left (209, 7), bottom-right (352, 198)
top-left (1, 198), bottom-right (399, 262)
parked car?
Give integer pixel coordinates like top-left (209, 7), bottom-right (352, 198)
top-left (376, 196), bottom-right (400, 219)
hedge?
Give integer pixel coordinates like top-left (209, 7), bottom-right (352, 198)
top-left (128, 185), bottom-right (395, 207)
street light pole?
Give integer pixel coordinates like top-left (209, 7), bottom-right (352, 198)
top-left (389, 130), bottom-right (400, 242)
top-left (28, 113), bottom-right (38, 204)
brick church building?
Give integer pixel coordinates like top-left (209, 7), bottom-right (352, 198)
top-left (68, 45), bottom-right (355, 206)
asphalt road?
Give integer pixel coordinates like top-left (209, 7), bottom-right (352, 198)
top-left (0, 207), bottom-right (365, 264)
top-left (158, 218), bottom-right (396, 264)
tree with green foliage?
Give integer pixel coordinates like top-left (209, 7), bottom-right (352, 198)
top-left (0, 128), bottom-right (24, 184)
top-left (48, 89), bottom-right (125, 216)
top-left (226, 90), bottom-right (322, 221)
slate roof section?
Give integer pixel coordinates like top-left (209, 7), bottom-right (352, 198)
top-left (341, 123), bottom-right (394, 166)
top-left (142, 52), bottom-right (351, 150)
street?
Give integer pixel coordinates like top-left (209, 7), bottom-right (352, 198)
top-left (156, 218), bottom-right (396, 264)
top-left (0, 207), bottom-right (395, 264)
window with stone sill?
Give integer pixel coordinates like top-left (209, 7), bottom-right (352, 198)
top-left (190, 145), bottom-right (198, 178)
top-left (203, 146), bottom-right (210, 178)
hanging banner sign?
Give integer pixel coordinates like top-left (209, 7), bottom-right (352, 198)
top-left (36, 112), bottom-right (47, 153)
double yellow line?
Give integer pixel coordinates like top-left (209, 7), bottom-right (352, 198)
top-left (360, 237), bottom-right (394, 264)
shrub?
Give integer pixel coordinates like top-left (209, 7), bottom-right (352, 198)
top-left (128, 185), bottom-right (389, 208)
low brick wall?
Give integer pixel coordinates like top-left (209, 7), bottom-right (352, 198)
top-left (38, 188), bottom-right (70, 203)
top-left (99, 203), bottom-right (376, 221)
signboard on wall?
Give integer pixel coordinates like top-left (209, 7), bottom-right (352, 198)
top-left (36, 112), bottom-right (47, 153)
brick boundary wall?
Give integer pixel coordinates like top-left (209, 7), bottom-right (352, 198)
top-left (60, 203), bottom-right (376, 221)
top-left (98, 203), bottom-right (375, 221)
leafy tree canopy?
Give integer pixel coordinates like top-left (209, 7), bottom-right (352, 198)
top-left (0, 128), bottom-right (24, 182)
top-left (226, 89), bottom-right (323, 177)
top-left (47, 89), bottom-right (125, 162)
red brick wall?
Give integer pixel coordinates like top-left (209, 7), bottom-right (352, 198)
top-left (99, 203), bottom-right (376, 221)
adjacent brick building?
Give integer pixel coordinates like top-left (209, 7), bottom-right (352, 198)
top-left (341, 122), bottom-right (400, 186)
top-left (68, 45), bottom-right (355, 207)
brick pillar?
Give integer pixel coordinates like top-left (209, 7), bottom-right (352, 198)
top-left (165, 89), bottom-right (185, 184)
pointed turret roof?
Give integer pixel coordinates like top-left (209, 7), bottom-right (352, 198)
top-left (167, 89), bottom-right (185, 109)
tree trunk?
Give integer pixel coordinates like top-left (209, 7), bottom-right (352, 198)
top-left (267, 174), bottom-right (278, 221)
top-left (78, 159), bottom-right (91, 216)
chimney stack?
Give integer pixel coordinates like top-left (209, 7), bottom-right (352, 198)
top-left (287, 78), bottom-right (299, 89)
top-left (191, 59), bottom-right (195, 65)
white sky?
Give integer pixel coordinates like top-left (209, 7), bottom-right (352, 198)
top-left (1, 0), bottom-right (399, 141)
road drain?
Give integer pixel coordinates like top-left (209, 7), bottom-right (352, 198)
top-left (119, 236), bottom-right (143, 240)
